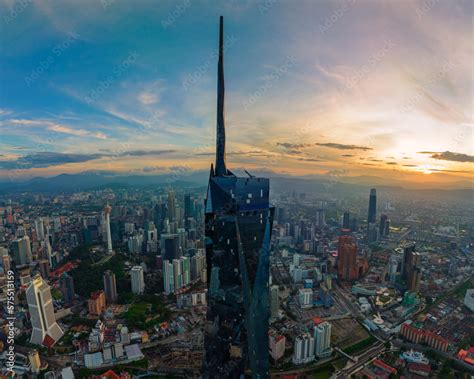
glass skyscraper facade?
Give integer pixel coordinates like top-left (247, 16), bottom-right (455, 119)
top-left (203, 16), bottom-right (274, 379)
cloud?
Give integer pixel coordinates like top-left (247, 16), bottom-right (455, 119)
top-left (418, 151), bottom-right (474, 163)
top-left (342, 154), bottom-right (354, 157)
top-left (297, 157), bottom-right (321, 162)
top-left (316, 143), bottom-right (372, 151)
top-left (0, 150), bottom-right (176, 169)
top-left (138, 92), bottom-right (159, 105)
top-left (277, 142), bottom-right (313, 149)
top-left (386, 162), bottom-right (398, 165)
top-left (8, 119), bottom-right (107, 139)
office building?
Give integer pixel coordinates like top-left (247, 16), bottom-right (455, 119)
top-left (315, 209), bottom-right (325, 227)
top-left (342, 211), bottom-right (350, 229)
top-left (26, 275), bottom-right (64, 346)
top-left (408, 266), bottom-right (421, 293)
top-left (35, 218), bottom-right (45, 242)
top-left (103, 205), bottom-right (113, 253)
top-left (379, 214), bottom-right (389, 237)
top-left (38, 259), bottom-right (50, 279)
top-left (59, 273), bottom-right (75, 305)
top-left (337, 235), bottom-right (358, 281)
top-left (130, 266), bottom-right (145, 294)
top-left (203, 16), bottom-right (274, 379)
top-left (368, 188), bottom-right (377, 223)
top-left (160, 233), bottom-right (180, 261)
top-left (12, 236), bottom-right (32, 266)
top-left (103, 270), bottom-right (118, 303)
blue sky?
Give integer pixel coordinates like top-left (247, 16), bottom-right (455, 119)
top-left (0, 0), bottom-right (472, 185)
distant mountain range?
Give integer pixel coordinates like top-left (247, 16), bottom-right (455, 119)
top-left (0, 171), bottom-right (472, 202)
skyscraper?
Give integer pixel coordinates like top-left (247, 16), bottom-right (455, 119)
top-left (203, 16), bottom-right (274, 378)
top-left (368, 188), bottom-right (377, 223)
top-left (342, 211), bottom-right (350, 229)
top-left (314, 321), bottom-right (332, 357)
top-left (270, 285), bottom-right (280, 319)
top-left (337, 235), bottom-right (358, 281)
top-left (163, 260), bottom-right (174, 294)
top-left (60, 273), bottom-right (75, 304)
top-left (103, 205), bottom-right (113, 254)
top-left (12, 236), bottom-right (32, 266)
top-left (379, 214), bottom-right (389, 237)
top-left (130, 266), bottom-right (145, 294)
top-left (103, 270), bottom-right (118, 303)
top-left (26, 275), bottom-right (64, 346)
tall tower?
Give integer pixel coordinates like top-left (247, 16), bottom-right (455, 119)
top-left (104, 205), bottom-right (113, 254)
top-left (26, 275), bottom-right (64, 346)
top-left (203, 16), bottom-right (274, 378)
top-left (215, 16), bottom-right (227, 176)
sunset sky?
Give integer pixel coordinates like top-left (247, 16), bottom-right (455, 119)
top-left (0, 0), bottom-right (472, 186)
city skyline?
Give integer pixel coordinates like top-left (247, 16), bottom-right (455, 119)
top-left (1, 0), bottom-right (473, 187)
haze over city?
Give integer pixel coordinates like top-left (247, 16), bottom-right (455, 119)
top-left (1, 0), bottom-right (473, 187)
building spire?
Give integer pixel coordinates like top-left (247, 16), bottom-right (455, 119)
top-left (215, 15), bottom-right (227, 176)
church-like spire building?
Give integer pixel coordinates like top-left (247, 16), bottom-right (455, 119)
top-left (203, 17), bottom-right (274, 379)
top-left (215, 16), bottom-right (228, 176)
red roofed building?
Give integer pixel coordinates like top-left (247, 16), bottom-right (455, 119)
top-left (373, 359), bottom-right (397, 374)
top-left (269, 332), bottom-right (286, 361)
top-left (91, 370), bottom-right (131, 379)
top-left (400, 322), bottom-right (449, 352)
top-left (408, 362), bottom-right (431, 377)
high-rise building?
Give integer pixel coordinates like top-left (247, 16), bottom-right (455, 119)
top-left (379, 214), bottom-right (389, 237)
top-left (103, 205), bottom-right (113, 254)
top-left (167, 191), bottom-right (176, 222)
top-left (268, 333), bottom-right (285, 362)
top-left (88, 290), bottom-right (106, 315)
top-left (26, 275), bottom-right (64, 346)
top-left (342, 211), bottom-right (350, 229)
top-left (203, 16), bottom-right (274, 379)
top-left (0, 247), bottom-right (11, 273)
top-left (292, 333), bottom-right (315, 365)
top-left (408, 266), bottom-right (421, 293)
top-left (337, 236), bottom-right (358, 281)
top-left (12, 236), bottom-right (32, 266)
top-left (315, 209), bottom-right (326, 227)
top-left (401, 243), bottom-right (415, 279)
top-left (103, 270), bottom-right (118, 303)
top-left (35, 218), bottom-right (45, 242)
top-left (388, 255), bottom-right (398, 284)
top-left (160, 233), bottom-right (179, 260)
top-left (184, 194), bottom-right (193, 219)
top-left (38, 259), bottom-right (50, 279)
top-left (163, 260), bottom-right (175, 294)
top-left (59, 273), bottom-right (75, 304)
top-left (130, 266), bottom-right (145, 294)
top-left (314, 321), bottom-right (332, 357)
top-left (368, 188), bottom-right (377, 223)
top-left (270, 285), bottom-right (280, 319)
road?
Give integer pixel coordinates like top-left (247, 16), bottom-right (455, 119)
top-left (333, 342), bottom-right (386, 379)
